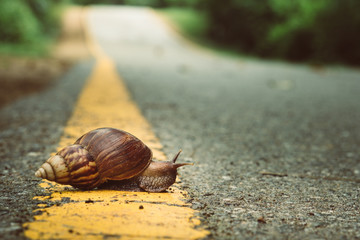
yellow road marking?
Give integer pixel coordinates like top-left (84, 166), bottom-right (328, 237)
top-left (23, 7), bottom-right (209, 240)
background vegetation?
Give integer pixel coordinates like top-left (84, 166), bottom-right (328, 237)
top-left (201, 0), bottom-right (360, 65)
top-left (1, 0), bottom-right (359, 65)
top-left (0, 0), bottom-right (68, 56)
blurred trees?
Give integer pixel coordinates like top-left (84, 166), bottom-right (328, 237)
top-left (73, 0), bottom-right (360, 65)
top-left (0, 0), bottom-right (67, 44)
top-left (0, 0), bottom-right (41, 43)
top-left (1, 0), bottom-right (359, 64)
top-left (203, 0), bottom-right (360, 65)
top-left (72, 0), bottom-right (200, 8)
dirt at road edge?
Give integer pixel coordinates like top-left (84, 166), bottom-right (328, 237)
top-left (0, 7), bottom-right (91, 109)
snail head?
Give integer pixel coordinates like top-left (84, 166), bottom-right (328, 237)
top-left (136, 150), bottom-right (193, 192)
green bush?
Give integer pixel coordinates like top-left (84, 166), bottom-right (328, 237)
top-left (204, 0), bottom-right (276, 54)
top-left (72, 0), bottom-right (157, 6)
top-left (123, 0), bottom-right (160, 7)
top-left (203, 0), bottom-right (360, 65)
top-left (159, 8), bottom-right (207, 39)
top-left (263, 0), bottom-right (328, 60)
top-left (72, 0), bottom-right (201, 8)
top-left (26, 0), bottom-right (67, 36)
top-left (0, 0), bottom-right (67, 55)
top-left (0, 0), bottom-right (42, 43)
top-left (158, 0), bottom-right (202, 8)
top-left (313, 0), bottom-right (360, 64)
top-left (73, 0), bottom-right (124, 5)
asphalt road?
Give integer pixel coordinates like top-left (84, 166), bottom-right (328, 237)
top-left (1, 6), bottom-right (360, 240)
top-left (0, 60), bottom-right (94, 239)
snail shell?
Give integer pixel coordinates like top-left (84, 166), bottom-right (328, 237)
top-left (35, 128), bottom-right (191, 192)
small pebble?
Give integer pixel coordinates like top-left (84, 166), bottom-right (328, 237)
top-left (222, 176), bottom-right (231, 181)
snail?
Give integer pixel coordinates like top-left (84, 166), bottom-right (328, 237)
top-left (35, 127), bottom-right (192, 192)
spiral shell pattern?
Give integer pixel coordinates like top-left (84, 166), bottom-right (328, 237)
top-left (35, 144), bottom-right (101, 189)
top-left (35, 128), bottom-right (153, 189)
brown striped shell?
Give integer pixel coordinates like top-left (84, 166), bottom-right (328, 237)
top-left (35, 128), bottom-right (152, 190)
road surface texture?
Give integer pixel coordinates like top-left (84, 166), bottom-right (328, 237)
top-left (1, 5), bottom-right (360, 240)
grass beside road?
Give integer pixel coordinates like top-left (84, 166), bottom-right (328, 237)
top-left (157, 7), bottom-right (245, 59)
top-left (158, 8), bottom-right (208, 43)
top-left (0, 6), bottom-right (89, 109)
top-left (0, 0), bottom-right (69, 57)
top-left (0, 39), bottom-right (54, 57)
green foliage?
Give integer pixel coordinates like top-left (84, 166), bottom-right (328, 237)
top-left (158, 0), bottom-right (201, 8)
top-left (268, 0), bottom-right (327, 41)
top-left (264, 0), bottom-right (329, 60)
top-left (72, 0), bottom-right (202, 8)
top-left (72, 0), bottom-right (161, 7)
top-left (0, 0), bottom-right (42, 43)
top-left (0, 39), bottom-right (52, 56)
top-left (0, 0), bottom-right (67, 56)
top-left (313, 0), bottom-right (360, 64)
top-left (159, 7), bottom-right (250, 58)
top-left (159, 8), bottom-right (207, 39)
top-left (26, 0), bottom-right (68, 36)
top-left (204, 0), bottom-right (276, 54)
top-left (203, 0), bottom-right (360, 65)
top-left (123, 0), bottom-right (160, 7)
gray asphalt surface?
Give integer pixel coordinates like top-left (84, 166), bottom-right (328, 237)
top-left (0, 61), bottom-right (94, 239)
top-left (89, 6), bottom-right (360, 239)
top-left (0, 5), bottom-right (360, 240)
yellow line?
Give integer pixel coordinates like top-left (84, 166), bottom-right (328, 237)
top-left (23, 7), bottom-right (209, 240)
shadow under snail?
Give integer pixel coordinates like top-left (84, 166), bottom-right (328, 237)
top-left (35, 127), bottom-right (192, 192)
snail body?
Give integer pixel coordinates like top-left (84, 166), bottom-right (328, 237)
top-left (35, 128), bottom-right (191, 192)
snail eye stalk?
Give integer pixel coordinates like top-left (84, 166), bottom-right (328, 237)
top-left (171, 149), bottom-right (182, 163)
